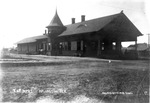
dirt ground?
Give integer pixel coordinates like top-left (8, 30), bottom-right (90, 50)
top-left (0, 54), bottom-right (149, 103)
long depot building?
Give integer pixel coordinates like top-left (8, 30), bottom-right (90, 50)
top-left (17, 10), bottom-right (142, 59)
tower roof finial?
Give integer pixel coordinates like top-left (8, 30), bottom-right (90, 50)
top-left (56, 6), bottom-right (57, 14)
top-left (121, 10), bottom-right (123, 13)
top-left (46, 8), bottom-right (64, 28)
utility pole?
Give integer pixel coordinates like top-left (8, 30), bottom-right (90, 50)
top-left (148, 34), bottom-right (150, 48)
top-left (147, 34), bottom-right (150, 59)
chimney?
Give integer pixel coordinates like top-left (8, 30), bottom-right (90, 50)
top-left (43, 30), bottom-right (47, 35)
top-left (45, 30), bottom-right (47, 34)
top-left (81, 15), bottom-right (85, 22)
top-left (72, 18), bottom-right (75, 24)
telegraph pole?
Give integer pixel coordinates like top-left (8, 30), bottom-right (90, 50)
top-left (147, 34), bottom-right (150, 59)
top-left (148, 34), bottom-right (150, 47)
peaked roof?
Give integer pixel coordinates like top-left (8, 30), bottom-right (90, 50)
top-left (16, 35), bottom-right (47, 44)
top-left (59, 12), bottom-right (142, 37)
top-left (59, 13), bottom-right (119, 36)
top-left (46, 10), bottom-right (64, 28)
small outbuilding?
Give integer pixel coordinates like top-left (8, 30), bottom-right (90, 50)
top-left (127, 43), bottom-right (150, 59)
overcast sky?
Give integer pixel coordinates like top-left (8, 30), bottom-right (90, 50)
top-left (0, 0), bottom-right (150, 49)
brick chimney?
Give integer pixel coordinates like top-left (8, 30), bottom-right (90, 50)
top-left (43, 30), bottom-right (47, 35)
top-left (72, 18), bottom-right (75, 24)
top-left (81, 15), bottom-right (85, 22)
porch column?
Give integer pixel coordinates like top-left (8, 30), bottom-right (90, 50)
top-left (116, 41), bottom-right (121, 51)
top-left (135, 39), bottom-right (137, 51)
top-left (135, 38), bottom-right (138, 59)
top-left (97, 40), bottom-right (101, 56)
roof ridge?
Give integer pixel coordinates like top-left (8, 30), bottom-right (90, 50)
top-left (16, 35), bottom-right (48, 44)
top-left (64, 13), bottom-right (120, 26)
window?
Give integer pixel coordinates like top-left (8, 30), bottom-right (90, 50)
top-left (102, 43), bottom-right (104, 50)
top-left (77, 41), bottom-right (81, 51)
top-left (64, 42), bottom-right (68, 50)
top-left (68, 42), bottom-right (71, 50)
top-left (77, 24), bottom-right (87, 28)
top-left (113, 42), bottom-right (116, 50)
top-left (91, 41), bottom-right (97, 50)
top-left (59, 42), bottom-right (69, 51)
top-left (62, 42), bottom-right (64, 50)
top-left (70, 41), bottom-right (83, 51)
top-left (47, 43), bottom-right (51, 50)
top-left (71, 41), bottom-right (77, 50)
top-left (59, 42), bottom-right (63, 50)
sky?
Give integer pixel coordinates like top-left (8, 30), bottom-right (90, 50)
top-left (0, 0), bottom-right (150, 49)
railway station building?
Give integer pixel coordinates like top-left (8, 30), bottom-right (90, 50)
top-left (17, 10), bottom-right (142, 59)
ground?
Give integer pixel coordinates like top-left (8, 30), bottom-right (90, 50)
top-left (0, 53), bottom-right (149, 103)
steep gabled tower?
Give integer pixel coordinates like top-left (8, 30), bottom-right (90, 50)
top-left (46, 10), bottom-right (66, 55)
top-left (46, 10), bottom-right (66, 38)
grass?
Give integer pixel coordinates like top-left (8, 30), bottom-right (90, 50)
top-left (0, 54), bottom-right (149, 103)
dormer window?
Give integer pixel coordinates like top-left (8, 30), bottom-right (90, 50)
top-left (77, 24), bottom-right (87, 28)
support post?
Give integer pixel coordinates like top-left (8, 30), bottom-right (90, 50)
top-left (134, 37), bottom-right (137, 53)
top-left (135, 38), bottom-right (138, 59)
top-left (116, 41), bottom-right (121, 52)
top-left (135, 40), bottom-right (137, 52)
